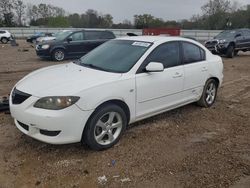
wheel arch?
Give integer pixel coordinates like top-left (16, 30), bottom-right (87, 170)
top-left (81, 99), bottom-right (131, 143)
top-left (50, 46), bottom-right (66, 54)
top-left (229, 42), bottom-right (236, 47)
top-left (93, 99), bottom-right (131, 123)
top-left (208, 77), bottom-right (220, 87)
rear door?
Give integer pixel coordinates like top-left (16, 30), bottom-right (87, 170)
top-left (182, 42), bottom-right (209, 101)
top-left (84, 31), bottom-right (114, 52)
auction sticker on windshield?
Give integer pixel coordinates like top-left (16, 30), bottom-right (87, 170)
top-left (132, 42), bottom-right (151, 47)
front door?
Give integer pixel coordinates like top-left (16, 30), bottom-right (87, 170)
top-left (65, 31), bottom-right (86, 58)
top-left (136, 42), bottom-right (184, 119)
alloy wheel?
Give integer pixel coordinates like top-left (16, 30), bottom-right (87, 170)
top-left (205, 82), bottom-right (216, 105)
top-left (54, 50), bottom-right (64, 61)
top-left (94, 112), bottom-right (123, 145)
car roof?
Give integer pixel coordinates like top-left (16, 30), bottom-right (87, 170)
top-left (116, 36), bottom-right (195, 43)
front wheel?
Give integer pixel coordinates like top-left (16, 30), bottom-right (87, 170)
top-left (197, 79), bottom-right (218, 108)
top-left (234, 50), bottom-right (239, 56)
top-left (52, 49), bottom-right (65, 61)
top-left (226, 45), bottom-right (235, 58)
top-left (82, 104), bottom-right (127, 150)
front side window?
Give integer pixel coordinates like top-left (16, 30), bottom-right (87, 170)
top-left (182, 42), bottom-right (205, 64)
top-left (79, 40), bottom-right (151, 73)
top-left (0, 31), bottom-right (6, 34)
top-left (143, 42), bottom-right (181, 69)
top-left (69, 32), bottom-right (84, 41)
top-left (242, 30), bottom-right (250, 37)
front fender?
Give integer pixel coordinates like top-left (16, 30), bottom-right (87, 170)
top-left (50, 45), bottom-right (66, 54)
top-left (75, 77), bottom-right (136, 122)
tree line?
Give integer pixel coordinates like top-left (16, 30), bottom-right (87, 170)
top-left (0, 0), bottom-right (250, 30)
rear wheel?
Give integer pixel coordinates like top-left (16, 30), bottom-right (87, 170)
top-left (1, 37), bottom-right (8, 44)
top-left (197, 79), bottom-right (218, 108)
top-left (226, 45), bottom-right (235, 58)
top-left (52, 49), bottom-right (65, 61)
top-left (82, 104), bottom-right (127, 150)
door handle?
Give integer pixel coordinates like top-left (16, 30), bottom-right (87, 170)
top-left (202, 67), bottom-right (208, 72)
top-left (173, 72), bottom-right (183, 78)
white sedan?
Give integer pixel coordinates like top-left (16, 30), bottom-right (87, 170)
top-left (10, 36), bottom-right (223, 150)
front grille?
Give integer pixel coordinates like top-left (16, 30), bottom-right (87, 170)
top-left (17, 121), bottom-right (29, 131)
top-left (12, 88), bottom-right (31, 105)
top-left (205, 40), bottom-right (218, 46)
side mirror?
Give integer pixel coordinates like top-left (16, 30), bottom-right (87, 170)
top-left (145, 62), bottom-right (164, 72)
top-left (67, 37), bottom-right (72, 42)
top-left (235, 34), bottom-right (241, 38)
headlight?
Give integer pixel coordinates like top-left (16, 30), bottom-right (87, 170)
top-left (218, 39), bottom-right (226, 44)
top-left (41, 44), bottom-right (50, 49)
top-left (34, 96), bottom-right (80, 110)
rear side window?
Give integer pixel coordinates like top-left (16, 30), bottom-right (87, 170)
top-left (0, 31), bottom-right (6, 34)
top-left (100, 32), bottom-right (115, 39)
top-left (182, 42), bottom-right (205, 64)
top-left (144, 42), bottom-right (181, 68)
top-left (85, 31), bottom-right (115, 40)
top-left (85, 31), bottom-right (102, 40)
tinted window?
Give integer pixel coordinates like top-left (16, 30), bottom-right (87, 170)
top-left (70, 32), bottom-right (84, 41)
top-left (183, 42), bottom-right (205, 64)
top-left (100, 32), bottom-right (115, 39)
top-left (144, 42), bottom-right (180, 68)
top-left (0, 31), bottom-right (6, 34)
top-left (85, 31), bottom-right (102, 40)
top-left (242, 30), bottom-right (250, 37)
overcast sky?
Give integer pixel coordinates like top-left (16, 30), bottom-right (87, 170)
top-left (22, 0), bottom-right (250, 23)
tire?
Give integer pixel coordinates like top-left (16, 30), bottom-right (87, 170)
top-left (1, 37), bottom-right (8, 44)
top-left (82, 104), bottom-right (127, 150)
top-left (226, 45), bottom-right (235, 58)
top-left (234, 50), bottom-right (239, 56)
top-left (197, 79), bottom-right (218, 108)
top-left (52, 49), bottom-right (65, 61)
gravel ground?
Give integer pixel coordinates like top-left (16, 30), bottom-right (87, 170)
top-left (0, 41), bottom-right (250, 188)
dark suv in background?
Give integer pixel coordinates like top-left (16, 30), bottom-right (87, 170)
top-left (205, 28), bottom-right (250, 58)
top-left (36, 30), bottom-right (116, 61)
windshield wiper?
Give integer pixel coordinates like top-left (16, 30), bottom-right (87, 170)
top-left (73, 59), bottom-right (81, 65)
top-left (82, 63), bottom-right (106, 71)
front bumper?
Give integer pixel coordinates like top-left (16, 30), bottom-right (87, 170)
top-left (10, 92), bottom-right (94, 144)
top-left (36, 47), bottom-right (51, 58)
top-left (205, 43), bottom-right (228, 54)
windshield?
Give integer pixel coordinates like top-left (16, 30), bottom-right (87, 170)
top-left (215, 30), bottom-right (236, 39)
top-left (55, 31), bottom-right (73, 41)
top-left (79, 40), bottom-right (152, 73)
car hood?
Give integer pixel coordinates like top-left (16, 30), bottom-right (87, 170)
top-left (16, 63), bottom-right (122, 97)
top-left (38, 36), bottom-right (56, 42)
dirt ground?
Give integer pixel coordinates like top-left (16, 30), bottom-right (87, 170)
top-left (0, 40), bottom-right (249, 188)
